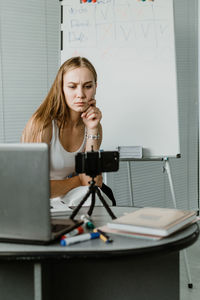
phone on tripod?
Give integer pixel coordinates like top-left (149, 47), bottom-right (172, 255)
top-left (75, 150), bottom-right (119, 177)
top-left (70, 150), bottom-right (119, 220)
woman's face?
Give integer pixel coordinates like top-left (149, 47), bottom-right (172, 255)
top-left (63, 67), bottom-right (97, 113)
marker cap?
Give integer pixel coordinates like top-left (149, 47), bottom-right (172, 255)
top-left (86, 221), bottom-right (95, 229)
top-left (60, 239), bottom-right (66, 246)
top-left (90, 232), bottom-right (100, 239)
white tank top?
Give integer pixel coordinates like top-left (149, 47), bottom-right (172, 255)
top-left (50, 120), bottom-right (86, 180)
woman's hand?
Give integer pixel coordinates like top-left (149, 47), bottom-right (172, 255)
top-left (79, 173), bottom-right (103, 188)
top-left (81, 99), bottom-right (102, 131)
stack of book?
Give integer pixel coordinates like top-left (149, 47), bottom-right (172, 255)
top-left (101, 207), bottom-right (197, 240)
top-left (118, 146), bottom-right (142, 159)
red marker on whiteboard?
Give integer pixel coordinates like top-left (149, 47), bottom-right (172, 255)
top-left (81, 0), bottom-right (97, 2)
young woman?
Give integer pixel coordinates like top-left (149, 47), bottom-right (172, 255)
top-left (21, 56), bottom-right (107, 205)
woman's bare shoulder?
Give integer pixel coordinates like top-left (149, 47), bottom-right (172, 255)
top-left (21, 116), bottom-right (52, 144)
top-left (41, 122), bottom-right (52, 144)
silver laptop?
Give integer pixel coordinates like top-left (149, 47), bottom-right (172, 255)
top-left (0, 143), bottom-right (82, 244)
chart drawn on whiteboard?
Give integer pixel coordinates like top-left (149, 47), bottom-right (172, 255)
top-left (61, 0), bottom-right (180, 158)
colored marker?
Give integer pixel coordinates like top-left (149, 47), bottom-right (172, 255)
top-left (60, 232), bottom-right (100, 246)
top-left (94, 228), bottom-right (113, 243)
top-left (61, 226), bottom-right (84, 239)
top-left (81, 214), bottom-right (95, 229)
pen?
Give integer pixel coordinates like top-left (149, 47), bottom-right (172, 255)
top-left (60, 232), bottom-right (100, 246)
top-left (94, 228), bottom-right (113, 243)
top-left (61, 226), bottom-right (84, 239)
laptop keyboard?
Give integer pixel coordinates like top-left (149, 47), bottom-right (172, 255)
top-left (51, 224), bottom-right (70, 233)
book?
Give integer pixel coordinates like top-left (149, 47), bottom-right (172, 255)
top-left (99, 225), bottom-right (163, 240)
top-left (107, 207), bottom-right (197, 237)
top-left (118, 146), bottom-right (142, 159)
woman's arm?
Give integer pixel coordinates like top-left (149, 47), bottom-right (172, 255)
top-left (79, 173), bottom-right (103, 187)
top-left (50, 176), bottom-right (82, 198)
top-left (81, 99), bottom-right (102, 152)
top-left (80, 99), bottom-right (103, 187)
top-left (21, 119), bottom-right (83, 198)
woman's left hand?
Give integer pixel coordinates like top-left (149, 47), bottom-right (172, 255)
top-left (79, 173), bottom-right (103, 188)
top-left (81, 99), bottom-right (102, 131)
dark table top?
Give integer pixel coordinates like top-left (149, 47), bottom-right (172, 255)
top-left (0, 207), bottom-right (199, 261)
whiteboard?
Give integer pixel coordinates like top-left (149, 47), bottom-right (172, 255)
top-left (61, 0), bottom-right (180, 158)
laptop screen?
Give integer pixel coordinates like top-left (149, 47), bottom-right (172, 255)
top-left (0, 143), bottom-right (51, 241)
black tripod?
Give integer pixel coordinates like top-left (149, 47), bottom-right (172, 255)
top-left (70, 177), bottom-right (117, 220)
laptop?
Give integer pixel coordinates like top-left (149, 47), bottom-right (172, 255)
top-left (0, 143), bottom-right (83, 244)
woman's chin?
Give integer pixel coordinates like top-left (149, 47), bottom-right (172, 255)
top-left (74, 104), bottom-right (89, 112)
top-left (72, 106), bottom-right (86, 113)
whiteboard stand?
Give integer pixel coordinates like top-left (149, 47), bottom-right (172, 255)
top-left (163, 157), bottom-right (193, 288)
top-left (125, 157), bottom-right (193, 288)
top-left (127, 161), bottom-right (134, 206)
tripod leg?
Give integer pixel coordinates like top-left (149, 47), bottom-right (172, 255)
top-left (96, 187), bottom-right (117, 219)
top-left (70, 188), bottom-right (92, 220)
top-left (87, 189), bottom-right (96, 216)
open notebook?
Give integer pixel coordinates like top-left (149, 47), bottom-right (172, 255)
top-left (0, 143), bottom-right (83, 244)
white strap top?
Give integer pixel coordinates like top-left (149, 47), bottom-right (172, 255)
top-left (50, 120), bottom-right (86, 180)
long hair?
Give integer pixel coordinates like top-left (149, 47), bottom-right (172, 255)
top-left (21, 57), bottom-right (97, 142)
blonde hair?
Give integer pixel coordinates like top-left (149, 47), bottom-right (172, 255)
top-left (21, 57), bottom-right (97, 142)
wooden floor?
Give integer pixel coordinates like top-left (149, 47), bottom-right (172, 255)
top-left (180, 222), bottom-right (200, 300)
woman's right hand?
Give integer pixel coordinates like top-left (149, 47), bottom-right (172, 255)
top-left (81, 99), bottom-right (102, 132)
